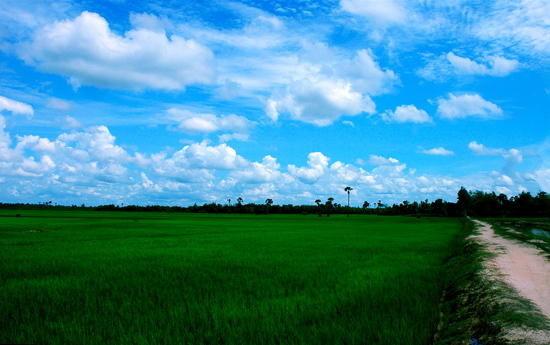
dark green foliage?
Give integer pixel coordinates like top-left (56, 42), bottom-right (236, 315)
top-left (0, 188), bottom-right (547, 217)
top-left (457, 187), bottom-right (471, 216)
top-left (0, 211), bottom-right (460, 345)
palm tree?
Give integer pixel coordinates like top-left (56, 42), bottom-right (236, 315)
top-left (315, 199), bottom-right (322, 216)
top-left (344, 186), bottom-right (353, 207)
top-left (237, 197), bottom-right (243, 205)
top-left (326, 197), bottom-right (334, 216)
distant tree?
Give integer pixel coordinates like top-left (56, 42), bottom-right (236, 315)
top-left (315, 199), bottom-right (322, 216)
top-left (265, 198), bottom-right (273, 214)
top-left (362, 201), bottom-right (370, 213)
top-left (432, 198), bottom-right (447, 216)
top-left (457, 187), bottom-right (471, 216)
top-left (326, 197), bottom-right (334, 216)
top-left (227, 198), bottom-right (231, 205)
top-left (344, 186), bottom-right (353, 207)
top-left (344, 186), bottom-right (353, 217)
top-left (237, 197), bottom-right (243, 206)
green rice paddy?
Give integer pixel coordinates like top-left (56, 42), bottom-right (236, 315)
top-left (0, 211), bottom-right (462, 345)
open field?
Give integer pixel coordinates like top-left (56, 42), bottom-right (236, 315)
top-left (0, 211), bottom-right (461, 345)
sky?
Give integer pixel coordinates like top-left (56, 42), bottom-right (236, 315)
top-left (0, 0), bottom-right (549, 206)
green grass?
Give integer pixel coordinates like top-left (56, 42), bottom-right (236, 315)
top-left (0, 210), bottom-right (462, 345)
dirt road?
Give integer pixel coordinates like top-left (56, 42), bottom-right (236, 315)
top-left (471, 220), bottom-right (550, 343)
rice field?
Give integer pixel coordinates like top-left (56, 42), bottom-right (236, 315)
top-left (0, 210), bottom-right (462, 345)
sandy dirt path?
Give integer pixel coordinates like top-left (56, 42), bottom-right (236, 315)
top-left (471, 220), bottom-right (550, 343)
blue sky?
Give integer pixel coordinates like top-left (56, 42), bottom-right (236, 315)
top-left (0, 0), bottom-right (548, 206)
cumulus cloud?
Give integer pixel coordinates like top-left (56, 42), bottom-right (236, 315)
top-left (436, 93), bottom-right (503, 119)
top-left (0, 95), bottom-right (34, 117)
top-left (267, 76), bottom-right (375, 126)
top-left (446, 52), bottom-right (519, 77)
top-left (288, 152), bottom-right (329, 183)
top-left (167, 109), bottom-right (254, 136)
top-left (382, 105), bottom-right (432, 123)
top-left (264, 49), bottom-right (394, 126)
top-left (139, 141), bottom-right (249, 183)
top-left (58, 126), bottom-right (129, 161)
top-left (19, 11), bottom-right (214, 90)
top-left (0, 118), bottom-right (542, 205)
top-left (0, 122), bottom-right (130, 183)
top-left (341, 49), bottom-right (399, 96)
top-left (419, 53), bottom-right (520, 81)
top-left (230, 155), bottom-right (285, 183)
top-left (468, 141), bottom-right (523, 164)
top-left (422, 147), bottom-right (454, 156)
top-left (468, 141), bottom-right (526, 191)
top-left (340, 0), bottom-right (407, 25)
top-left (167, 141), bottom-right (247, 171)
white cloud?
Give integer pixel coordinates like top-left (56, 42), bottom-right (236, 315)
top-left (59, 116), bottom-right (81, 129)
top-left (468, 141), bottom-right (505, 156)
top-left (340, 0), bottom-right (407, 24)
top-left (500, 174), bottom-right (514, 186)
top-left (230, 155), bottom-right (285, 183)
top-left (0, 116), bottom-right (14, 160)
top-left (422, 147), bottom-right (454, 156)
top-left (0, 113), bottom-right (543, 205)
top-left (265, 48), bottom-right (397, 126)
top-left (341, 49), bottom-right (399, 96)
top-left (436, 93), bottom-right (503, 119)
top-left (288, 152), bottom-right (329, 183)
top-left (446, 52), bottom-right (519, 77)
top-left (475, 0), bottom-right (550, 58)
top-left (265, 99), bottom-right (279, 122)
top-left (468, 141), bottom-right (523, 173)
top-left (369, 155), bottom-right (399, 165)
top-left (533, 169), bottom-right (550, 192)
top-left (0, 122), bottom-right (131, 183)
top-left (46, 97), bottom-right (71, 111)
top-left (20, 11), bottom-right (214, 90)
top-left (218, 133), bottom-right (249, 143)
top-left (267, 76), bottom-right (375, 126)
top-left (173, 141), bottom-right (246, 170)
top-left (167, 109), bottom-right (254, 135)
top-left (58, 126), bottom-right (129, 161)
top-left (382, 105), bottom-right (432, 123)
top-left (0, 95), bottom-right (34, 117)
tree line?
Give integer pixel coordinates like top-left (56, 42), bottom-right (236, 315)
top-left (1, 187), bottom-right (548, 217)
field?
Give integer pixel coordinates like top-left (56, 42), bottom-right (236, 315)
top-left (0, 211), bottom-right (462, 345)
